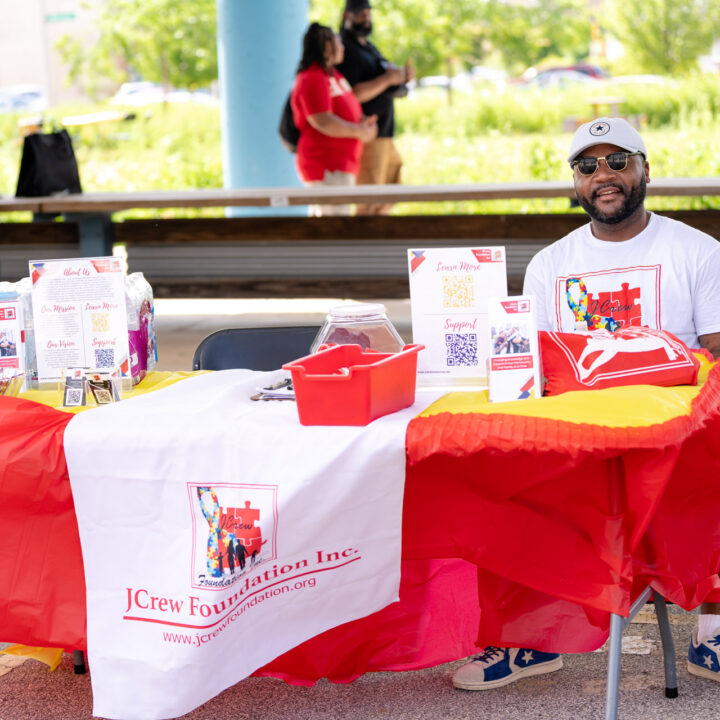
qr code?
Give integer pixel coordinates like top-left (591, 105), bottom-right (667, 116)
top-left (445, 333), bottom-right (478, 366)
top-left (442, 274), bottom-right (474, 309)
top-left (93, 388), bottom-right (113, 405)
top-left (94, 348), bottom-right (115, 368)
top-left (91, 312), bottom-right (110, 333)
top-left (64, 388), bottom-right (84, 407)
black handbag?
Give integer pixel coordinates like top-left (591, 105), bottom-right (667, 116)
top-left (15, 129), bottom-right (82, 197)
top-left (278, 94), bottom-right (300, 153)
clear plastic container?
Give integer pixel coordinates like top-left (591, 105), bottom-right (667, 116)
top-left (310, 303), bottom-right (405, 353)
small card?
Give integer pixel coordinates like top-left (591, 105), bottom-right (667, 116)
top-left (86, 371), bottom-right (122, 404)
top-left (487, 296), bottom-right (541, 402)
top-left (62, 368), bottom-right (88, 407)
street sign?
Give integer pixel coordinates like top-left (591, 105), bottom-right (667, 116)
top-left (45, 12), bottom-right (76, 23)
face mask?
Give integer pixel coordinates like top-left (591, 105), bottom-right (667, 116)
top-left (350, 20), bottom-right (372, 37)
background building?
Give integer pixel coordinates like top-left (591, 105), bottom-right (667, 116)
top-left (0, 0), bottom-right (103, 107)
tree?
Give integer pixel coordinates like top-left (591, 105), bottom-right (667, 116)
top-left (605, 0), bottom-right (720, 75)
top-left (308, 0), bottom-right (487, 78)
top-left (481, 0), bottom-right (591, 74)
top-left (57, 0), bottom-right (217, 95)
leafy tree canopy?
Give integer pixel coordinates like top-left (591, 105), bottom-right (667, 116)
top-left (604, 0), bottom-right (720, 75)
top-left (57, 0), bottom-right (217, 95)
top-left (308, 0), bottom-right (489, 78)
top-left (481, 0), bottom-right (591, 74)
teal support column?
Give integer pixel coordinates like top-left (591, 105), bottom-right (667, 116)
top-left (216, 0), bottom-right (308, 217)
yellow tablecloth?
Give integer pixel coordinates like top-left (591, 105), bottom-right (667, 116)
top-left (19, 371), bottom-right (200, 413)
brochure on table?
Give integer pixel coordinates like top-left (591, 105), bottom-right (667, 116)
top-left (408, 247), bottom-right (507, 388)
top-left (0, 299), bottom-right (25, 385)
top-left (487, 295), bottom-right (541, 402)
top-left (29, 257), bottom-right (129, 384)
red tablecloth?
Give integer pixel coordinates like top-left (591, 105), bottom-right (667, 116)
top-left (2, 363), bottom-right (720, 685)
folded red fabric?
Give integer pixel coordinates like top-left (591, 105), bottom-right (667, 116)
top-left (540, 326), bottom-right (700, 395)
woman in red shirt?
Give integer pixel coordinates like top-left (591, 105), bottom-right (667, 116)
top-left (291, 23), bottom-right (377, 216)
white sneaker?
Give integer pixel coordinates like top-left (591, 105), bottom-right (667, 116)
top-left (688, 628), bottom-right (720, 682)
top-left (452, 646), bottom-right (563, 690)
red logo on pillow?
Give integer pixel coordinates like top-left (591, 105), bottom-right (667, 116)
top-left (540, 327), bottom-right (700, 395)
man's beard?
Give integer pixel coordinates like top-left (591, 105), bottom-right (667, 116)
top-left (350, 20), bottom-right (372, 37)
top-left (577, 174), bottom-right (646, 225)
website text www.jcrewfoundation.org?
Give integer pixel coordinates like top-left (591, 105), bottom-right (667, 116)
top-left (162, 577), bottom-right (317, 647)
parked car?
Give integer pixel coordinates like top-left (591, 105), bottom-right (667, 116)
top-left (601, 74), bottom-right (674, 87)
top-left (523, 69), bottom-right (601, 89)
top-left (110, 82), bottom-right (166, 106)
top-left (110, 82), bottom-right (217, 106)
top-left (470, 66), bottom-right (508, 90)
top-left (0, 84), bottom-right (48, 113)
top-left (408, 73), bottom-right (475, 94)
top-left (521, 63), bottom-right (609, 89)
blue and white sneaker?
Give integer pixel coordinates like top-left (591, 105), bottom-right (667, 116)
top-left (688, 630), bottom-right (720, 682)
top-left (452, 646), bottom-right (563, 690)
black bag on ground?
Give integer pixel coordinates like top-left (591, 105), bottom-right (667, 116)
top-left (278, 94), bottom-right (299, 153)
top-left (15, 129), bottom-right (82, 197)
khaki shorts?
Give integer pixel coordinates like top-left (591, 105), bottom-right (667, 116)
top-left (357, 137), bottom-right (402, 186)
top-left (357, 138), bottom-right (402, 215)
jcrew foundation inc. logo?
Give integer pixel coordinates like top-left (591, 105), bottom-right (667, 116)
top-left (189, 483), bottom-right (278, 590)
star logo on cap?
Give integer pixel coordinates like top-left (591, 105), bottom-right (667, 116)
top-left (590, 121), bottom-right (610, 136)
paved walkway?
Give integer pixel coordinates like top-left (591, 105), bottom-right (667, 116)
top-left (3, 299), bottom-right (719, 719)
top-left (1, 605), bottom-right (716, 720)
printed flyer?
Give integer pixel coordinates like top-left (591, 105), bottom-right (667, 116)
top-left (408, 247), bottom-right (507, 387)
top-left (0, 299), bottom-right (25, 386)
top-left (487, 295), bottom-right (541, 402)
top-left (29, 257), bottom-right (129, 384)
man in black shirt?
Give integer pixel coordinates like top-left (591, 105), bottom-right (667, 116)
top-left (337, 0), bottom-right (414, 214)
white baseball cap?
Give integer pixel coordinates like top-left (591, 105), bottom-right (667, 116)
top-left (568, 117), bottom-right (647, 164)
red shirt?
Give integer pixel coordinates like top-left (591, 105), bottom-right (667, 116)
top-left (291, 64), bottom-right (363, 182)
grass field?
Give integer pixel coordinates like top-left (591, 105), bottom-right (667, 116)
top-left (2, 75), bottom-right (720, 219)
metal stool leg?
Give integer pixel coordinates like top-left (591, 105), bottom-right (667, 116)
top-left (653, 594), bottom-right (678, 698)
top-left (605, 613), bottom-right (624, 720)
top-left (73, 649), bottom-right (86, 674)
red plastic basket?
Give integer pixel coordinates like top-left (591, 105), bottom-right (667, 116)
top-left (282, 344), bottom-right (424, 426)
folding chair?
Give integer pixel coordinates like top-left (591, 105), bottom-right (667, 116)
top-left (191, 326), bottom-right (321, 371)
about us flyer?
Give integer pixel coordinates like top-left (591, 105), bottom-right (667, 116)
top-left (30, 256), bottom-right (129, 383)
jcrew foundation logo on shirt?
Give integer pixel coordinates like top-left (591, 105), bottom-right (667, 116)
top-left (189, 483), bottom-right (278, 590)
top-left (566, 278), bottom-right (642, 331)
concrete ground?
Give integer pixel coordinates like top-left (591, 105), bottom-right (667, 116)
top-left (3, 299), bottom-right (718, 719)
top-left (1, 605), bottom-right (715, 720)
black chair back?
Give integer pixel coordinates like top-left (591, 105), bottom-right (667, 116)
top-left (191, 326), bottom-right (321, 371)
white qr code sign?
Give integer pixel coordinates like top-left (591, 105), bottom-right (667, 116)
top-left (408, 247), bottom-right (507, 387)
top-left (29, 257), bottom-right (130, 384)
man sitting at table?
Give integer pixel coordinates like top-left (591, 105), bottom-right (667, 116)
top-left (453, 117), bottom-right (720, 691)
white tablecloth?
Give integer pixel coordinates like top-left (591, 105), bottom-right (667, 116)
top-left (64, 370), bottom-right (439, 720)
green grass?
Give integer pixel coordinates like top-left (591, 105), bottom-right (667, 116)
top-left (2, 74), bottom-right (720, 220)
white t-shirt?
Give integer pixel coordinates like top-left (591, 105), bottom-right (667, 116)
top-left (523, 213), bottom-right (720, 348)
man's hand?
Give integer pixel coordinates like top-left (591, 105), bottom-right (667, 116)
top-left (383, 65), bottom-right (406, 86)
top-left (699, 332), bottom-right (720, 359)
top-left (404, 59), bottom-right (415, 84)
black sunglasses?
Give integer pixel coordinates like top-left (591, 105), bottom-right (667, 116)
top-left (570, 151), bottom-right (644, 176)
